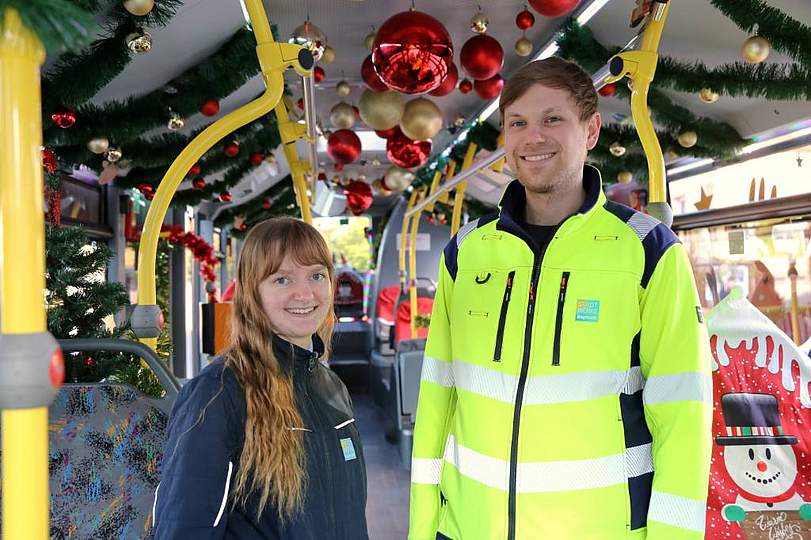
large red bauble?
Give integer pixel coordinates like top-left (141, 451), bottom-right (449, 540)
top-left (474, 73), bottom-right (504, 99)
top-left (327, 129), bottom-right (362, 164)
top-left (598, 83), bottom-right (616, 97)
top-left (313, 66), bottom-right (326, 83)
top-left (459, 79), bottom-right (473, 94)
top-left (516, 9), bottom-right (535, 29)
top-left (344, 181), bottom-right (374, 216)
top-left (528, 0), bottom-right (579, 17)
top-left (361, 55), bottom-right (388, 92)
top-left (375, 126), bottom-right (399, 139)
top-left (386, 131), bottom-right (431, 169)
top-left (460, 34), bottom-right (503, 81)
top-left (429, 63), bottom-right (459, 97)
top-left (371, 10), bottom-right (453, 95)
top-left (192, 176), bottom-right (206, 189)
top-left (200, 99), bottom-right (220, 117)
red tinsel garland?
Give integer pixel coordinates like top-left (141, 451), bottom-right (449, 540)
top-left (161, 224), bottom-right (220, 302)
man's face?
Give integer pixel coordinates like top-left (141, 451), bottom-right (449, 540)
top-left (503, 84), bottom-right (600, 196)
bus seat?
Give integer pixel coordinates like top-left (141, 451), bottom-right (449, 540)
top-left (375, 285), bottom-right (400, 355)
top-left (394, 297), bottom-right (434, 347)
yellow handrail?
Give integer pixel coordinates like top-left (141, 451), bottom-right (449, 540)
top-left (450, 143), bottom-right (478, 236)
top-left (409, 188), bottom-right (427, 338)
top-left (399, 190), bottom-right (420, 293)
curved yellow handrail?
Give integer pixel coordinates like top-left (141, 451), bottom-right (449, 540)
top-left (450, 143), bottom-right (478, 236)
top-left (399, 189), bottom-right (420, 293)
top-left (409, 188), bottom-right (427, 338)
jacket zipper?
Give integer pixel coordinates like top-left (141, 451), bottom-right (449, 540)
top-left (507, 256), bottom-right (541, 540)
top-left (493, 271), bottom-right (516, 362)
top-left (551, 271), bottom-right (570, 367)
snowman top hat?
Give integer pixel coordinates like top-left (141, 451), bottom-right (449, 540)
top-left (716, 392), bottom-right (798, 446)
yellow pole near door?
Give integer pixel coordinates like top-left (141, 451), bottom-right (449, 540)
top-left (399, 190), bottom-right (420, 294)
top-left (450, 143), bottom-right (478, 236)
top-left (409, 189), bottom-right (426, 338)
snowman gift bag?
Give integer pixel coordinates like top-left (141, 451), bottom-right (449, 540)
top-left (707, 287), bottom-right (811, 539)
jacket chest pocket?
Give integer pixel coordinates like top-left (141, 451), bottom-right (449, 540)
top-left (332, 419), bottom-right (367, 503)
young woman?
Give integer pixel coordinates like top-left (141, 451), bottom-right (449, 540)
top-left (153, 217), bottom-right (368, 539)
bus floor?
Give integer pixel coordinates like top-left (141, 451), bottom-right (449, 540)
top-left (354, 391), bottom-right (411, 539)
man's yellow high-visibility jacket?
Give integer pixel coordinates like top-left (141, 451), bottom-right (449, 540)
top-left (409, 166), bottom-right (712, 540)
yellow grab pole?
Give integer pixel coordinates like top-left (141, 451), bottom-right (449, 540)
top-left (409, 189), bottom-right (426, 338)
top-left (0, 8), bottom-right (50, 540)
top-left (491, 131), bottom-right (506, 173)
top-left (450, 143), bottom-right (478, 236)
top-left (437, 161), bottom-right (455, 204)
top-left (135, 0), bottom-right (311, 346)
top-left (425, 170), bottom-right (442, 213)
top-left (399, 190), bottom-right (419, 293)
top-left (274, 101), bottom-right (312, 224)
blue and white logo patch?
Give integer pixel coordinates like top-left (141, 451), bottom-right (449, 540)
top-left (340, 437), bottom-right (357, 461)
top-left (575, 300), bottom-right (600, 322)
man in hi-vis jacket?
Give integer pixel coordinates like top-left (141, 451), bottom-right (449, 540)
top-left (408, 57), bottom-right (712, 540)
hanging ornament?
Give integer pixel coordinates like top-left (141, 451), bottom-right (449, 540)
top-left (126, 29), bottom-right (152, 54)
top-left (453, 114), bottom-right (466, 128)
top-left (664, 149), bottom-right (679, 162)
top-left (609, 142), bottom-right (626, 157)
top-left (429, 62), bottom-right (459, 97)
top-left (330, 102), bottom-right (356, 129)
top-left (699, 88), bottom-right (719, 103)
top-left (344, 180), bottom-right (374, 216)
top-left (361, 55), bottom-right (388, 92)
top-left (87, 137), bottom-right (110, 155)
top-left (383, 166), bottom-right (414, 192)
top-left (372, 178), bottom-right (393, 196)
top-left (370, 158), bottom-right (381, 167)
top-left (313, 66), bottom-right (326, 83)
top-left (105, 147), bottom-right (123, 163)
top-left (167, 110), bottom-right (185, 131)
top-left (386, 130), bottom-right (431, 169)
top-left (321, 45), bottom-right (336, 64)
top-left (41, 147), bottom-right (58, 173)
top-left (289, 19), bottom-right (327, 62)
top-left (192, 176), bottom-right (207, 189)
top-left (677, 130), bottom-right (698, 148)
top-left (359, 90), bottom-right (404, 131)
top-left (514, 36), bottom-right (533, 57)
top-left (375, 126), bottom-right (399, 139)
top-left (528, 0), bottom-right (579, 17)
top-left (617, 171), bottom-right (633, 184)
top-left (249, 152), bottom-right (264, 166)
top-left (371, 10), bottom-right (453, 94)
top-left (460, 34), bottom-right (504, 81)
top-left (187, 162), bottom-right (202, 176)
top-left (327, 129), bottom-right (362, 164)
top-left (400, 97), bottom-right (443, 141)
top-left (98, 161), bottom-right (119, 185)
top-left (459, 79), bottom-right (473, 94)
top-left (516, 9), bottom-right (535, 30)
top-left (336, 80), bottom-right (352, 97)
top-left (137, 183), bottom-right (155, 200)
top-left (296, 97), bottom-right (305, 111)
top-left (51, 108), bottom-right (76, 129)
top-left (334, 163), bottom-right (345, 172)
top-left (470, 11), bottom-right (489, 34)
top-left (219, 191), bottom-right (233, 202)
top-left (474, 73), bottom-right (504, 99)
top-left (200, 99), bottom-right (220, 117)
top-left (224, 140), bottom-right (240, 157)
top-left (262, 198), bottom-right (274, 209)
top-left (598, 83), bottom-right (616, 97)
top-left (123, 0), bottom-right (155, 16)
top-left (742, 27), bottom-right (770, 64)
top-left (365, 29), bottom-right (376, 51)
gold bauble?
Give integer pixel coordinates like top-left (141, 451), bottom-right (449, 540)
top-left (365, 31), bottom-right (376, 51)
top-left (664, 149), bottom-right (679, 162)
top-left (470, 13), bottom-right (489, 34)
top-left (105, 147), bottom-right (123, 163)
top-left (336, 80), bottom-right (352, 97)
top-left (678, 130), bottom-right (698, 148)
top-left (514, 36), bottom-right (533, 57)
top-left (126, 30), bottom-right (152, 54)
top-left (372, 178), bottom-right (392, 196)
top-left (87, 137), bottom-right (110, 155)
top-left (329, 102), bottom-right (356, 129)
top-left (400, 97), bottom-right (443, 141)
top-left (167, 111), bottom-right (185, 131)
top-left (699, 88), bottom-right (719, 103)
top-left (289, 20), bottom-right (327, 62)
top-left (617, 171), bottom-right (633, 183)
top-left (370, 158), bottom-right (381, 167)
top-left (123, 0), bottom-right (154, 16)
top-left (321, 45), bottom-right (336, 64)
top-left (358, 90), bottom-right (404, 131)
top-left (453, 114), bottom-right (466, 128)
top-left (383, 166), bottom-right (414, 192)
top-left (609, 142), bottom-right (626, 157)
top-left (742, 35), bottom-right (770, 64)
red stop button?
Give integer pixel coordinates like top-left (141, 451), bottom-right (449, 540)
top-left (49, 348), bottom-right (65, 389)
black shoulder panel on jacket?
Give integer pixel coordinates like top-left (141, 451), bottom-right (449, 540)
top-left (442, 210), bottom-right (498, 281)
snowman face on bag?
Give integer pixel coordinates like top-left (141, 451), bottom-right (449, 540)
top-left (723, 444), bottom-right (798, 498)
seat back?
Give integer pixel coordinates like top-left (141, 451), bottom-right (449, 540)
top-left (394, 296), bottom-right (435, 346)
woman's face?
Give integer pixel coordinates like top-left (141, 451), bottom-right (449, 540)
top-left (258, 255), bottom-right (332, 349)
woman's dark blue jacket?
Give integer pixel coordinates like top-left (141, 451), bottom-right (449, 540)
top-left (153, 335), bottom-right (368, 539)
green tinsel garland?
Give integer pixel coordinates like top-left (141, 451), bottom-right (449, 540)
top-left (0, 0), bottom-right (96, 55)
top-left (213, 176), bottom-right (297, 232)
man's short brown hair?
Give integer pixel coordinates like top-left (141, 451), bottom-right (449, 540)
top-left (499, 57), bottom-right (598, 122)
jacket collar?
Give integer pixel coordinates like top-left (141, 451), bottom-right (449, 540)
top-left (272, 333), bottom-right (324, 374)
top-left (497, 164), bottom-right (606, 247)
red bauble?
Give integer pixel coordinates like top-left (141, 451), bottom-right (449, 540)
top-left (371, 10), bottom-right (453, 94)
top-left (598, 83), bottom-right (616, 97)
top-left (375, 126), bottom-right (399, 139)
top-left (313, 66), bottom-right (326, 83)
top-left (386, 131), bottom-right (431, 169)
top-left (459, 79), bottom-right (473, 94)
top-left (460, 34), bottom-right (504, 81)
top-left (317, 172), bottom-right (328, 181)
top-left (219, 191), bottom-right (233, 202)
top-left (200, 99), bottom-right (220, 117)
top-left (249, 151), bottom-right (264, 166)
top-left (137, 183), bottom-right (155, 200)
top-left (192, 176), bottom-right (206, 189)
top-left (42, 147), bottom-right (58, 173)
top-left (474, 73), bottom-right (504, 99)
top-left (296, 98), bottom-right (305, 111)
top-left (262, 199), bottom-right (273, 209)
top-left (516, 9), bottom-right (536, 29)
top-left (335, 163), bottom-right (345, 172)
top-left (224, 141), bottom-right (240, 157)
top-left (188, 162), bottom-right (202, 176)
top-left (51, 108), bottom-right (76, 129)
top-left (528, 0), bottom-right (579, 17)
top-left (344, 181), bottom-right (374, 216)
top-left (429, 62), bottom-right (459, 97)
top-left (361, 55), bottom-right (388, 92)
top-left (327, 129), bottom-right (362, 164)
